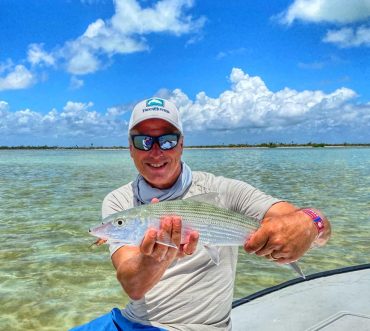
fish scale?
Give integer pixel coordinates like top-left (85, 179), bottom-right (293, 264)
top-left (89, 195), bottom-right (306, 279)
top-left (134, 200), bottom-right (256, 245)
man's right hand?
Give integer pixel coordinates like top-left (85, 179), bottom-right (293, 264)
top-left (140, 216), bottom-right (199, 262)
top-left (111, 198), bottom-right (199, 300)
top-left (141, 198), bottom-right (199, 261)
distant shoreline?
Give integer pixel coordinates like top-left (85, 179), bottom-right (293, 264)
top-left (1, 143), bottom-right (370, 150)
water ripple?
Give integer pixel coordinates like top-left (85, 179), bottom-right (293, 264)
top-left (1, 148), bottom-right (369, 330)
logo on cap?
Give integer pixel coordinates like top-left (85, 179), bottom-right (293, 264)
top-left (146, 98), bottom-right (164, 107)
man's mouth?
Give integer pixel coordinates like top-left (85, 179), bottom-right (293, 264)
top-left (148, 162), bottom-right (167, 168)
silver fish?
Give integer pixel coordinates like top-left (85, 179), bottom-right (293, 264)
top-left (89, 193), bottom-right (305, 278)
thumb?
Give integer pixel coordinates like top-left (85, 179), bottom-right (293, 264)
top-left (244, 228), bottom-right (268, 254)
top-left (151, 198), bottom-right (160, 204)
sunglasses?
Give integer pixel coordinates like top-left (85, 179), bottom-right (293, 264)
top-left (131, 133), bottom-right (180, 151)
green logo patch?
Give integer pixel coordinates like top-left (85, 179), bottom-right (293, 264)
top-left (146, 98), bottom-right (164, 107)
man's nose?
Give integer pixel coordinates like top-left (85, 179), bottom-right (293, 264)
top-left (149, 141), bottom-right (163, 155)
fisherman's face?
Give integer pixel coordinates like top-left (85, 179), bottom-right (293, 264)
top-left (129, 119), bottom-right (183, 189)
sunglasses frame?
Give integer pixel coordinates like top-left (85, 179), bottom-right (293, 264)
top-left (130, 133), bottom-right (181, 151)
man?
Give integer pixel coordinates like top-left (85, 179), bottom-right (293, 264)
top-left (73, 97), bottom-right (331, 331)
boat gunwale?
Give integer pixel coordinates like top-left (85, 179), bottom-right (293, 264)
top-left (232, 263), bottom-right (370, 309)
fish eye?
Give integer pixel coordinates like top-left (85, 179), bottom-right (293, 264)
top-left (114, 217), bottom-right (125, 227)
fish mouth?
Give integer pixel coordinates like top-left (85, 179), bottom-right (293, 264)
top-left (89, 222), bottom-right (110, 239)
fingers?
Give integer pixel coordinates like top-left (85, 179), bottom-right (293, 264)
top-left (255, 240), bottom-right (284, 258)
top-left (244, 228), bottom-right (269, 254)
top-left (181, 231), bottom-right (199, 256)
top-left (268, 250), bottom-right (287, 260)
top-left (171, 216), bottom-right (182, 247)
top-left (140, 228), bottom-right (157, 255)
top-left (151, 217), bottom-right (175, 261)
top-left (145, 198), bottom-right (199, 260)
top-left (244, 215), bottom-right (307, 264)
top-left (141, 214), bottom-right (199, 262)
top-left (244, 222), bottom-right (289, 263)
top-left (151, 236), bottom-right (170, 262)
top-left (141, 216), bottom-right (181, 262)
top-left (265, 251), bottom-right (290, 263)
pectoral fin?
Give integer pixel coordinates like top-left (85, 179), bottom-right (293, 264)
top-left (155, 231), bottom-right (178, 249)
top-left (204, 246), bottom-right (220, 265)
top-left (156, 239), bottom-right (178, 249)
top-left (289, 262), bottom-right (306, 279)
top-left (185, 192), bottom-right (223, 207)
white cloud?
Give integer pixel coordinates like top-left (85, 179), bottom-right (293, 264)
top-left (1, 68), bottom-right (369, 144)
top-left (0, 101), bottom-right (10, 133)
top-left (323, 25), bottom-right (370, 47)
top-left (0, 0), bottom-right (204, 92)
top-left (70, 76), bottom-right (84, 90)
top-left (111, 0), bottom-right (204, 35)
top-left (66, 48), bottom-right (102, 75)
top-left (168, 68), bottom-right (362, 133)
top-left (0, 100), bottom-right (8, 109)
top-left (0, 100), bottom-right (128, 138)
top-left (216, 47), bottom-right (247, 60)
top-left (279, 0), bottom-right (370, 25)
top-left (27, 44), bottom-right (56, 67)
top-left (0, 64), bottom-right (35, 91)
top-left (0, 101), bottom-right (9, 118)
top-left (0, 59), bottom-right (14, 73)
top-left (278, 0), bottom-right (370, 49)
top-left (55, 0), bottom-right (205, 74)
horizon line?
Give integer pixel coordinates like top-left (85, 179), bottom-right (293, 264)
top-left (1, 142), bottom-right (370, 150)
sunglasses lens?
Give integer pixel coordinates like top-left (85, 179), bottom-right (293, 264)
top-left (133, 136), bottom-right (154, 151)
top-left (158, 134), bottom-right (179, 150)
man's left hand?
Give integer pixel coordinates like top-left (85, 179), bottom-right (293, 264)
top-left (244, 212), bottom-right (318, 264)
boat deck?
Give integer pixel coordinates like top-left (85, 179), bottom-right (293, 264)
top-left (231, 264), bottom-right (370, 331)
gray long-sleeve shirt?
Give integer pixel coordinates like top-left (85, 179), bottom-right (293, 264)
top-left (102, 171), bottom-right (281, 331)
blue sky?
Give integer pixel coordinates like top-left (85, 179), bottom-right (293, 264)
top-left (1, 0), bottom-right (370, 146)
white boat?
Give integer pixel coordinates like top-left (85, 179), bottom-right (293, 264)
top-left (231, 263), bottom-right (370, 331)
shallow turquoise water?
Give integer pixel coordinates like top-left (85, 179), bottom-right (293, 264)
top-left (0, 148), bottom-right (369, 330)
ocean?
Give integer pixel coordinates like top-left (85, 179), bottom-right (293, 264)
top-left (0, 148), bottom-right (369, 330)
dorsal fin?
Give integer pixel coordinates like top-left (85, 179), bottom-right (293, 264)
top-left (184, 192), bottom-right (223, 207)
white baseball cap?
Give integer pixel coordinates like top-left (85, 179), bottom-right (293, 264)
top-left (128, 97), bottom-right (183, 134)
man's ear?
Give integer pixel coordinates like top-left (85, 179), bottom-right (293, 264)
top-left (129, 143), bottom-right (133, 157)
